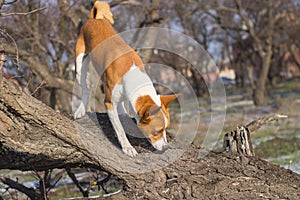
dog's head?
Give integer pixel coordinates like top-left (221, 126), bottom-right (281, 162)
top-left (136, 94), bottom-right (178, 151)
top-left (89, 1), bottom-right (114, 24)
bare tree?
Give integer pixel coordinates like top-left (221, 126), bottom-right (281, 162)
top-left (206, 0), bottom-right (299, 105)
top-left (1, 1), bottom-right (92, 112)
top-left (172, 0), bottom-right (222, 96)
top-left (174, 0), bottom-right (299, 105)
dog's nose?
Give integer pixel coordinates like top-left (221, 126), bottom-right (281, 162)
top-left (154, 144), bottom-right (169, 154)
top-left (161, 144), bottom-right (169, 151)
top-left (152, 138), bottom-right (168, 151)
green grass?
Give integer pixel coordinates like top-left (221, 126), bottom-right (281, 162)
top-left (254, 137), bottom-right (300, 159)
top-left (274, 78), bottom-right (300, 92)
top-left (252, 127), bottom-right (278, 140)
top-left (268, 150), bottom-right (300, 165)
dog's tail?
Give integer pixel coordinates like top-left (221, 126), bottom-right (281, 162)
top-left (89, 1), bottom-right (114, 24)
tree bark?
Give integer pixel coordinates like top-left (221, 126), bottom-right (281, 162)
top-left (223, 114), bottom-right (288, 156)
top-left (253, 53), bottom-right (272, 106)
top-left (0, 75), bottom-right (299, 199)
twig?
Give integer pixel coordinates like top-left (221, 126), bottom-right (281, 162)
top-left (31, 80), bottom-right (46, 96)
top-left (95, 173), bottom-right (112, 194)
top-left (66, 168), bottom-right (89, 197)
top-left (110, 0), bottom-right (142, 7)
top-left (246, 114), bottom-right (288, 132)
top-left (0, 29), bottom-right (19, 69)
top-left (33, 170), bottom-right (47, 200)
top-left (0, 6), bottom-right (47, 17)
top-left (0, 176), bottom-right (40, 199)
top-left (25, 69), bottom-right (33, 89)
top-left (46, 170), bottom-right (64, 193)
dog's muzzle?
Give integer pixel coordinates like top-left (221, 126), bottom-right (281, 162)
top-left (152, 136), bottom-right (168, 151)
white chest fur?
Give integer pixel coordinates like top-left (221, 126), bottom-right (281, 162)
top-left (122, 65), bottom-right (161, 106)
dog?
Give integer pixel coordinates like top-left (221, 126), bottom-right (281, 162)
top-left (74, 1), bottom-right (177, 157)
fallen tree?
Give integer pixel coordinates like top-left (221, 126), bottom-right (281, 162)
top-left (0, 75), bottom-right (299, 199)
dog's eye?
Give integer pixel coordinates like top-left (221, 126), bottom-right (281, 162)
top-left (154, 128), bottom-right (164, 135)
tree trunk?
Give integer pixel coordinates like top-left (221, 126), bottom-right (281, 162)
top-left (253, 52), bottom-right (272, 106)
top-left (133, 0), bottom-right (161, 64)
top-left (247, 66), bottom-right (255, 90)
top-left (0, 76), bottom-right (299, 199)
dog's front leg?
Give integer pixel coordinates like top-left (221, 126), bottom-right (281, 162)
top-left (106, 102), bottom-right (138, 157)
top-left (74, 54), bottom-right (89, 119)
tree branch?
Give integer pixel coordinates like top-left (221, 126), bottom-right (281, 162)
top-left (66, 168), bottom-right (89, 197)
top-left (246, 114), bottom-right (288, 132)
top-left (110, 0), bottom-right (142, 7)
top-left (4, 46), bottom-right (74, 94)
top-left (0, 6), bottom-right (47, 17)
top-left (0, 176), bottom-right (40, 199)
top-left (234, 0), bottom-right (263, 53)
top-left (0, 75), bottom-right (102, 171)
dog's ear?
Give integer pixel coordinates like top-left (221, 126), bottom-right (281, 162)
top-left (160, 94), bottom-right (178, 128)
top-left (160, 94), bottom-right (179, 107)
top-left (89, 1), bottom-right (114, 24)
top-left (149, 106), bottom-right (162, 116)
top-left (139, 106), bottom-right (151, 124)
top-left (139, 105), bottom-right (161, 124)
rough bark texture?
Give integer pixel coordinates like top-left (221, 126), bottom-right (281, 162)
top-left (223, 114), bottom-right (288, 156)
top-left (223, 126), bottom-right (254, 156)
top-left (0, 75), bottom-right (299, 199)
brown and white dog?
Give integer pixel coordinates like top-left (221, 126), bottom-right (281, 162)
top-left (74, 1), bottom-right (177, 157)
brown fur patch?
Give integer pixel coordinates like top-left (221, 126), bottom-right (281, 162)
top-left (160, 94), bottom-right (178, 107)
top-left (136, 95), bottom-right (167, 142)
top-left (149, 132), bottom-right (164, 143)
top-left (135, 95), bottom-right (157, 123)
top-left (160, 94), bottom-right (178, 127)
top-left (75, 19), bottom-right (144, 110)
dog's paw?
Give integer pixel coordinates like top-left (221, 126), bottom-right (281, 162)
top-left (74, 102), bottom-right (86, 119)
top-left (122, 146), bottom-right (138, 157)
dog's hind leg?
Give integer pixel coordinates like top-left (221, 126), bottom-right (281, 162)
top-left (74, 54), bottom-right (89, 119)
